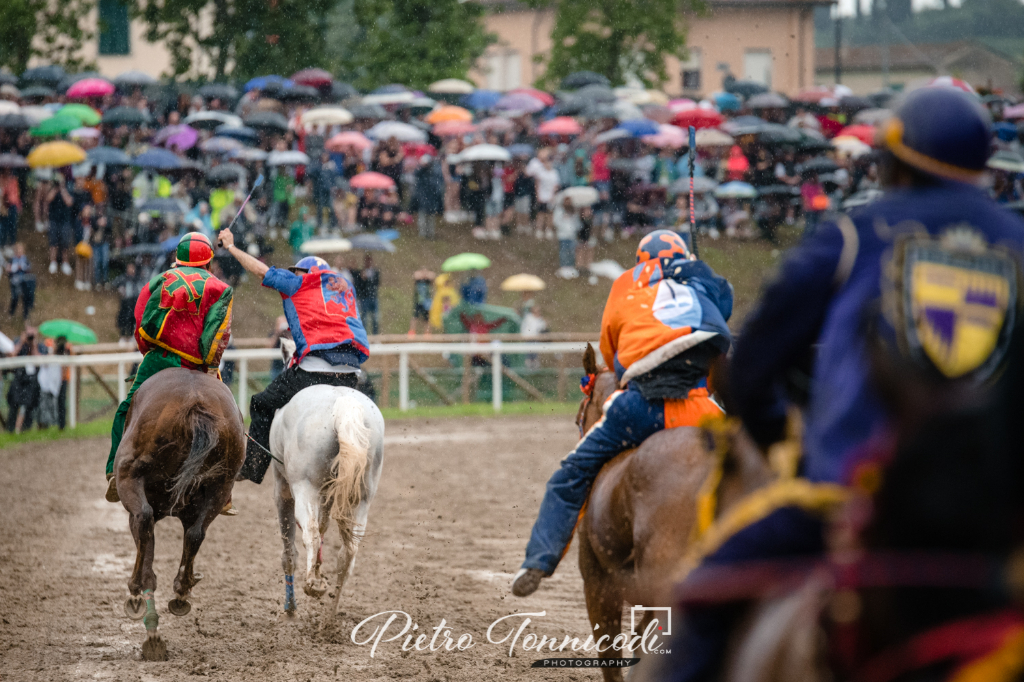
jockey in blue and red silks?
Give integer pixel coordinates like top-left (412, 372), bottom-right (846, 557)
top-left (512, 230), bottom-right (735, 597)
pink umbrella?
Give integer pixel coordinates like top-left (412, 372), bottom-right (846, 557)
top-left (642, 124), bottom-right (687, 148)
top-left (537, 117), bottom-right (582, 136)
top-left (1004, 103), bottom-right (1024, 120)
top-left (326, 131), bottom-right (373, 152)
top-left (508, 88), bottom-right (555, 107)
top-left (668, 98), bottom-right (697, 112)
top-left (291, 68), bottom-right (333, 89)
top-left (350, 171), bottom-right (395, 190)
top-left (433, 120), bottom-right (478, 137)
top-left (478, 117), bottom-right (514, 132)
top-left (642, 104), bottom-right (673, 124)
top-left (67, 78), bottom-right (115, 99)
top-left (154, 124), bottom-right (199, 151)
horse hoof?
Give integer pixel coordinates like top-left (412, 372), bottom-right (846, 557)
top-left (125, 596), bottom-right (146, 620)
top-left (284, 600), bottom-right (297, 614)
top-left (303, 582), bottom-right (328, 599)
top-left (167, 598), bottom-right (191, 617)
top-left (142, 634), bottom-right (168, 661)
top-left (192, 572), bottom-right (204, 584)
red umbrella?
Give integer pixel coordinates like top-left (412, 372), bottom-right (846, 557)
top-left (670, 108), bottom-right (724, 130)
top-left (508, 88), bottom-right (554, 107)
top-left (350, 171), bottom-right (395, 190)
top-left (537, 117), bottom-right (582, 136)
top-left (836, 124), bottom-right (876, 146)
top-left (792, 87), bottom-right (834, 104)
top-left (291, 68), bottom-right (333, 89)
top-left (433, 120), bottom-right (478, 137)
top-left (67, 78), bottom-right (115, 99)
top-left (402, 142), bottom-right (438, 159)
top-left (326, 131), bottom-right (372, 152)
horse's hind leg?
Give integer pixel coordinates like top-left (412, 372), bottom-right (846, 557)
top-left (579, 530), bottom-right (626, 682)
top-left (121, 475), bottom-right (167, 661)
top-left (293, 482), bottom-right (328, 598)
top-left (275, 470), bottom-right (298, 613)
top-left (169, 486), bottom-right (221, 617)
top-left (332, 501), bottom-right (369, 615)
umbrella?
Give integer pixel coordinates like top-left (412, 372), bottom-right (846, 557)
top-left (836, 124), bottom-right (876, 146)
top-left (267, 150), bottom-right (310, 166)
top-left (425, 106), bottom-right (473, 124)
top-left (612, 99), bottom-right (645, 121)
top-left (616, 118), bottom-right (660, 137)
top-left (349, 233), bottom-right (397, 253)
top-left (670, 177), bottom-right (718, 194)
top-left (714, 181), bottom-right (757, 199)
top-left (494, 93), bottom-right (546, 113)
top-left (232, 148), bottom-right (268, 162)
top-left (478, 117), bottom-right (515, 133)
top-left (695, 128), bottom-right (733, 147)
top-left (756, 184), bottom-right (799, 196)
top-left (0, 113), bottom-right (31, 130)
top-left (555, 98), bottom-right (588, 117)
top-left (839, 95), bottom-right (873, 111)
top-left (362, 91), bottom-right (416, 106)
top-left (442, 252), bottom-right (491, 272)
top-left (20, 85), bottom-right (56, 100)
top-left (118, 243), bottom-right (166, 256)
top-left (291, 68), bottom-right (334, 89)
top-left (726, 80), bottom-right (769, 98)
top-left (594, 128), bottom-right (630, 144)
top-left (139, 197), bottom-right (186, 214)
top-left (642, 104), bottom-right (673, 124)
top-left (853, 108), bottom-right (893, 126)
top-left (87, 146), bottom-right (132, 165)
top-left (206, 163), bottom-right (246, 184)
top-left (509, 88), bottom-right (554, 107)
top-left (280, 85), bottom-right (321, 103)
top-left (301, 107), bottom-right (353, 127)
top-left (669, 98), bottom-right (697, 112)
top-left (326, 131), bottom-right (373, 152)
top-left (798, 157), bottom-right (839, 175)
top-left (330, 81), bottom-right (359, 101)
top-left (371, 84), bottom-right (410, 95)
top-left (198, 84), bottom-right (239, 101)
top-left (66, 78), bottom-right (114, 99)
top-left (429, 79), bottom-right (475, 95)
top-left (58, 103), bottom-right (101, 126)
top-left (133, 148), bottom-right (183, 170)
top-left (0, 100), bottom-right (18, 115)
top-left (102, 106), bottom-right (149, 126)
top-left (0, 154), bottom-right (27, 168)
top-left (575, 84), bottom-right (617, 103)
top-left (201, 136), bottom-right (245, 154)
top-left (501, 274), bottom-right (546, 292)
top-left (0, 73), bottom-right (17, 86)
top-left (300, 238), bottom-right (353, 254)
top-left (56, 71), bottom-right (101, 93)
top-left (214, 124), bottom-right (258, 143)
top-left (27, 141), bottom-right (86, 168)
top-left (561, 71), bottom-right (609, 90)
top-left (21, 65), bottom-right (65, 85)
top-left (832, 135), bottom-right (872, 158)
top-left (793, 86), bottom-right (834, 104)
top-left (746, 92), bottom-right (789, 109)
top-left (988, 150), bottom-right (1024, 173)
top-left (348, 103), bottom-right (388, 120)
top-left (114, 70), bottom-right (157, 87)
top-left (349, 171), bottom-right (395, 190)
top-left (30, 114), bottom-right (80, 137)
top-left (671, 108), bottom-right (724, 130)
top-left (400, 97), bottom-right (437, 116)
top-left (554, 186), bottom-right (599, 207)
top-left (537, 117), bottom-right (582, 136)
top-left (456, 144), bottom-right (511, 163)
top-left (506, 143), bottom-right (535, 157)
top-left (243, 111), bottom-right (289, 131)
top-left (244, 75), bottom-right (292, 92)
top-left (366, 121), bottom-right (426, 142)
top-left (153, 124), bottom-right (199, 151)
top-left (463, 90), bottom-right (501, 110)
top-left (68, 127), bottom-right (100, 141)
top-left (433, 120), bottom-right (477, 137)
top-left (39, 319), bottom-right (96, 345)
top-left (924, 76), bottom-right (976, 95)
top-left (184, 111), bottom-right (243, 129)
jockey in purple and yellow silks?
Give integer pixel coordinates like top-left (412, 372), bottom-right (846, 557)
top-left (105, 233), bottom-right (233, 503)
top-left (512, 230), bottom-right (734, 597)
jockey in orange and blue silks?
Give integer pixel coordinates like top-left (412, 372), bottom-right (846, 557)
top-left (512, 230), bottom-right (734, 597)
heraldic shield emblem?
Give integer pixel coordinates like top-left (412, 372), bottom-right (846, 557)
top-left (898, 228), bottom-right (1019, 380)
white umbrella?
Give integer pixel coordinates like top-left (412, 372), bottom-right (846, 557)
top-left (612, 100), bottom-right (645, 121)
top-left (832, 135), bottom-right (872, 158)
top-left (714, 181), bottom-right (758, 199)
top-left (20, 105), bottom-right (53, 126)
top-left (0, 101), bottom-right (19, 115)
top-left (301, 107), bottom-right (353, 127)
top-left (429, 79), bottom-right (475, 95)
top-left (456, 144), bottom-right (512, 162)
top-left (555, 186), bottom-right (600, 207)
top-left (300, 238), bottom-right (353, 254)
top-left (594, 128), bottom-right (630, 144)
top-left (695, 128), bottom-right (733, 147)
top-left (366, 121), bottom-right (427, 142)
top-left (233, 148), bottom-right (268, 162)
top-left (362, 92), bottom-right (416, 106)
top-left (184, 111), bottom-right (243, 129)
top-left (267, 150), bottom-right (311, 166)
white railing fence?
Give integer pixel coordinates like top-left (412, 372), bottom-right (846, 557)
top-left (0, 340), bottom-right (594, 429)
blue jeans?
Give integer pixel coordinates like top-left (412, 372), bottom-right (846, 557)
top-left (523, 388), bottom-right (665, 573)
top-left (93, 242), bottom-right (110, 284)
top-left (359, 298), bottom-right (379, 335)
top-left (558, 239), bottom-right (576, 268)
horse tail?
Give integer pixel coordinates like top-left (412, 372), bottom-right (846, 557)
top-left (324, 392), bottom-right (371, 530)
top-left (169, 404), bottom-right (223, 512)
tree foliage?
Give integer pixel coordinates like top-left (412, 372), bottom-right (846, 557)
top-left (0, 0), bottom-right (96, 75)
top-left (530, 0), bottom-right (705, 89)
top-left (345, 0), bottom-right (495, 91)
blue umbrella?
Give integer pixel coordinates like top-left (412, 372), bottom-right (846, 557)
top-left (616, 118), bottom-right (659, 137)
top-left (372, 84), bottom-right (409, 95)
top-left (712, 92), bottom-right (741, 112)
top-left (994, 121), bottom-right (1018, 142)
top-left (160, 235), bottom-right (181, 252)
top-left (215, 124), bottom-right (258, 143)
top-left (244, 75), bottom-right (292, 92)
top-left (350, 232), bottom-right (396, 253)
top-left (463, 90), bottom-right (501, 110)
top-left (140, 198), bottom-right (186, 215)
top-left (133, 148), bottom-right (182, 170)
top-left (87, 146), bottom-right (131, 165)
top-left (506, 143), bottom-right (535, 157)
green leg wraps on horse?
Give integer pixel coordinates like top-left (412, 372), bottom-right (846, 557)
top-left (106, 352), bottom-right (182, 475)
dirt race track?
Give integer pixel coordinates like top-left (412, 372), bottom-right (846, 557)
top-left (0, 414), bottom-right (609, 682)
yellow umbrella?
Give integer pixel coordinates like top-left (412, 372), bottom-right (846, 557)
top-left (425, 106), bottom-right (473, 125)
top-left (501, 273), bottom-right (547, 292)
top-left (27, 141), bottom-right (86, 168)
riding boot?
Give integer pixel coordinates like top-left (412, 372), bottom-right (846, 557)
top-left (105, 474), bottom-right (120, 503)
top-left (238, 437), bottom-right (274, 484)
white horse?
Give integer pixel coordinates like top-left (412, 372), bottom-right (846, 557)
top-left (271, 339), bottom-right (385, 614)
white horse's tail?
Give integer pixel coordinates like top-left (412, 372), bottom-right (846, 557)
top-left (324, 392), bottom-right (371, 529)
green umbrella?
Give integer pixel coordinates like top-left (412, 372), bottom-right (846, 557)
top-left (30, 114), bottom-right (80, 137)
top-left (39, 319), bottom-right (98, 345)
top-left (58, 103), bottom-right (101, 126)
top-left (442, 252), bottom-right (492, 272)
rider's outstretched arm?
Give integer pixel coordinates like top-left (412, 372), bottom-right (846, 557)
top-left (217, 228), bottom-right (269, 279)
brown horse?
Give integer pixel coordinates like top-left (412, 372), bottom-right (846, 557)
top-left (112, 368), bottom-right (244, 660)
top-left (575, 345), bottom-right (773, 681)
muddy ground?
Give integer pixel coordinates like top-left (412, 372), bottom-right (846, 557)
top-left (0, 415), bottom-right (619, 681)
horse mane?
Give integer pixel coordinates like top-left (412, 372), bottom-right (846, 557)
top-left (168, 402), bottom-right (225, 512)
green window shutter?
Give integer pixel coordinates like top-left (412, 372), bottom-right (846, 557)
top-left (98, 0), bottom-right (131, 56)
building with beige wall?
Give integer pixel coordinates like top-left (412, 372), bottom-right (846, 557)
top-left (476, 0), bottom-right (831, 96)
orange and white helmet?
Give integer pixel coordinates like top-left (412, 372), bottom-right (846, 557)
top-left (636, 230), bottom-right (690, 264)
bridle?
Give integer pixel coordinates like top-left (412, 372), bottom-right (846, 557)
top-left (575, 371), bottom-right (601, 438)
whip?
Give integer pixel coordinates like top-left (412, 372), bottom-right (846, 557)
top-left (688, 125), bottom-right (699, 259)
top-left (222, 173), bottom-right (264, 236)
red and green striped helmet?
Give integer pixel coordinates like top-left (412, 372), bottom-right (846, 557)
top-left (176, 233), bottom-right (214, 267)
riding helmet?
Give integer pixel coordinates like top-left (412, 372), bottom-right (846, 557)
top-left (289, 256), bottom-right (330, 273)
top-left (636, 229), bottom-right (689, 265)
top-left (176, 232), bottom-right (215, 267)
